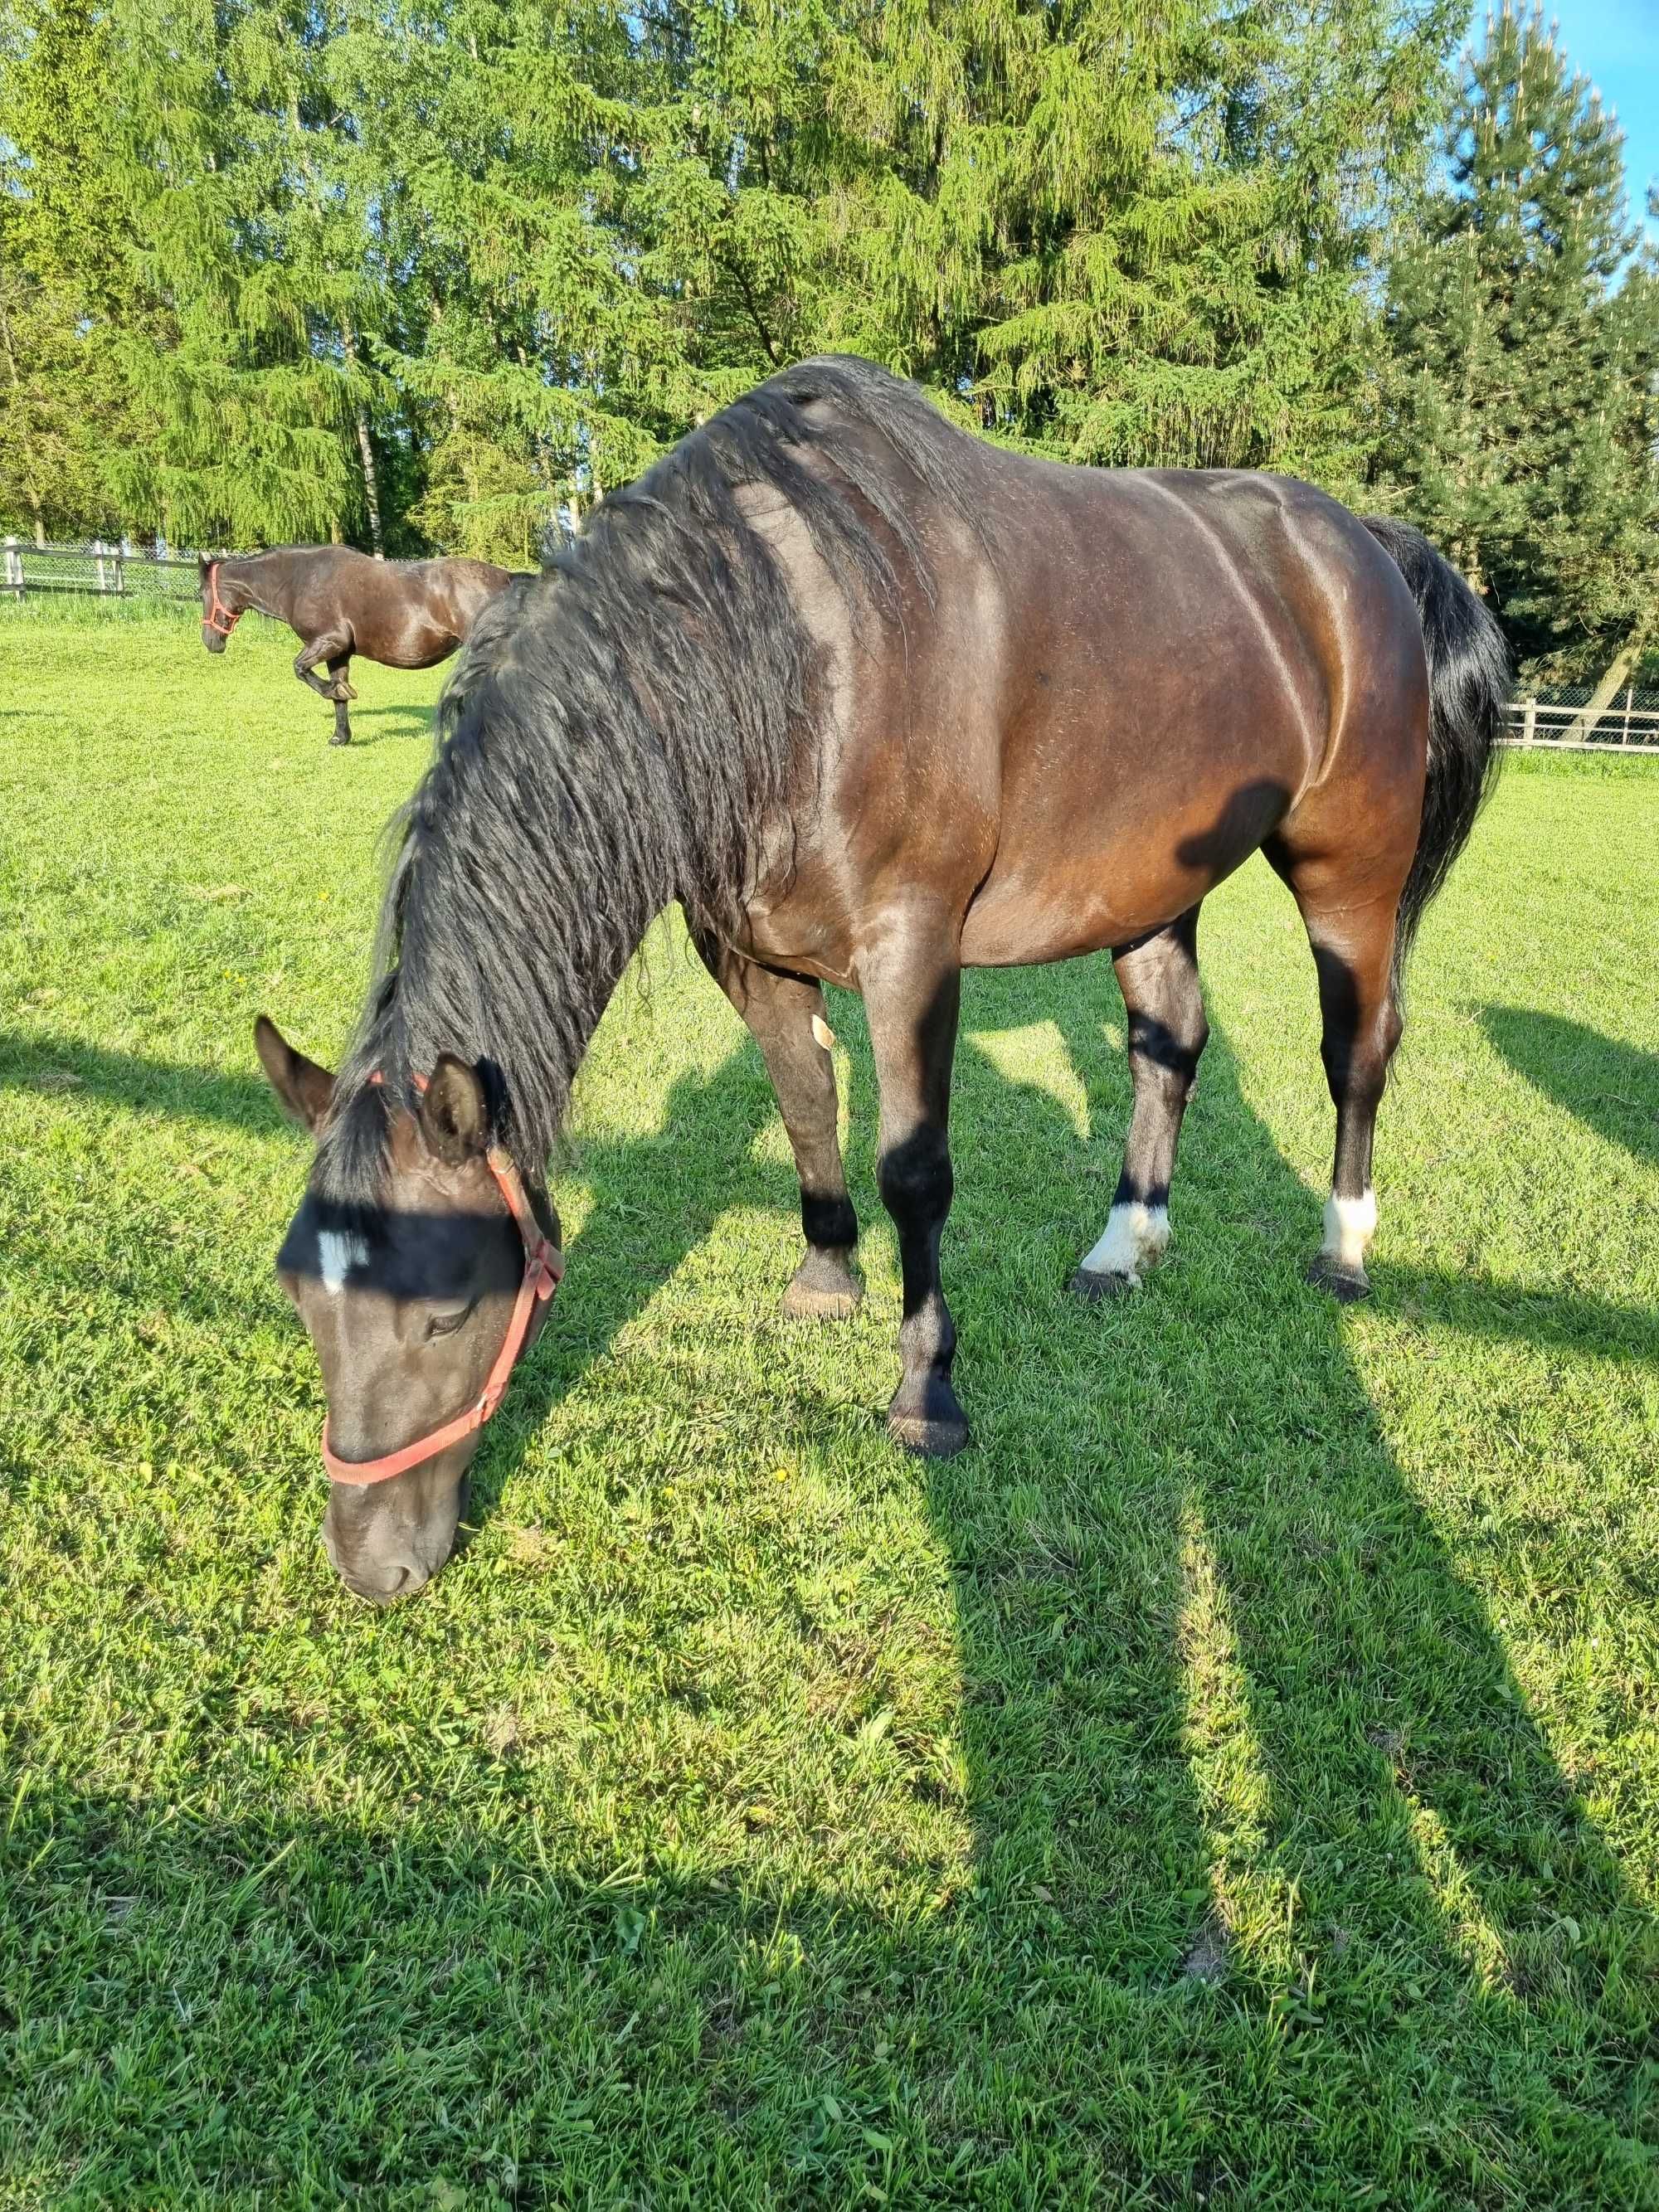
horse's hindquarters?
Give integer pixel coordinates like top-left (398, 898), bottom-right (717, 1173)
top-left (954, 470), bottom-right (1428, 967)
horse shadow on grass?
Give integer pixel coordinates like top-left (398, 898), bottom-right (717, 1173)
top-left (4, 968), bottom-right (1657, 2202)
top-left (1481, 1005), bottom-right (1659, 1174)
top-left (342, 703), bottom-right (438, 746)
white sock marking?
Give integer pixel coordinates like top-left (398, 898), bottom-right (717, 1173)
top-left (1081, 1200), bottom-right (1170, 1285)
top-left (1321, 1189), bottom-right (1377, 1271)
top-left (319, 1229), bottom-right (369, 1296)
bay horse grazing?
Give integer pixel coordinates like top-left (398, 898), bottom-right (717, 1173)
top-left (255, 357), bottom-right (1507, 1603)
top-left (199, 547), bottom-right (513, 744)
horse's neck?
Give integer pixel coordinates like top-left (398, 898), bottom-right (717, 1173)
top-left (395, 830), bottom-right (669, 1173)
top-left (227, 552), bottom-right (289, 616)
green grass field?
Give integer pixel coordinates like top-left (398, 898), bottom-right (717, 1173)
top-left (2, 617), bottom-right (1657, 2209)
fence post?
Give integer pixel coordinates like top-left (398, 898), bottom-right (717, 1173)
top-left (2, 537), bottom-right (20, 600)
top-left (114, 542), bottom-right (127, 598)
top-left (1521, 696), bottom-right (1537, 747)
top-left (95, 539), bottom-right (108, 595)
top-left (1622, 687), bottom-right (1633, 747)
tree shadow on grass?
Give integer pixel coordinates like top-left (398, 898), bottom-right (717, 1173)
top-left (4, 967), bottom-right (1657, 2203)
top-left (1480, 1006), bottom-right (1659, 1173)
top-left (0, 1029), bottom-right (276, 1135)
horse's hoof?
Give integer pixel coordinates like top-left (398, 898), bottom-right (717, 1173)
top-left (1306, 1254), bottom-right (1370, 1303)
top-left (1071, 1266), bottom-right (1136, 1303)
top-left (329, 733), bottom-right (351, 747)
top-left (781, 1251), bottom-right (863, 1321)
top-left (888, 1409), bottom-right (971, 1457)
top-left (782, 1280), bottom-right (861, 1321)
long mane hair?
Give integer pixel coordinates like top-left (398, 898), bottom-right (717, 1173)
top-left (314, 357), bottom-right (968, 1203)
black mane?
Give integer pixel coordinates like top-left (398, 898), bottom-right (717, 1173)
top-left (314, 356), bottom-right (968, 1203)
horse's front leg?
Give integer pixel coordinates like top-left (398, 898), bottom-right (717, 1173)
top-left (294, 632), bottom-right (353, 739)
top-left (693, 936), bottom-right (862, 1318)
top-left (326, 655), bottom-right (354, 746)
top-left (862, 926), bottom-right (967, 1456)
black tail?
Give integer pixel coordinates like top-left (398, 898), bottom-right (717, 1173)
top-left (1363, 517), bottom-right (1511, 989)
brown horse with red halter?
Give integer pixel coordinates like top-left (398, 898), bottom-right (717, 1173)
top-left (257, 358), bottom-right (1506, 1604)
top-left (199, 547), bottom-right (513, 744)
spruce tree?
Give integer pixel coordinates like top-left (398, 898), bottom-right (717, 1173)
top-left (0, 0), bottom-right (145, 539)
top-left (1378, 7), bottom-right (1659, 677)
top-left (95, 0), bottom-right (391, 548)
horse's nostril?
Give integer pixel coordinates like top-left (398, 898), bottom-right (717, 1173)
top-left (334, 1558), bottom-right (416, 1606)
top-left (356, 1563), bottom-right (412, 1606)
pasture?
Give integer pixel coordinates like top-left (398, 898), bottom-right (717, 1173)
top-left (2, 615), bottom-right (1657, 2208)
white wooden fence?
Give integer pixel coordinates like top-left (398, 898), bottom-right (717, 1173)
top-left (2, 536), bottom-right (203, 605)
top-left (1504, 691), bottom-right (1659, 754)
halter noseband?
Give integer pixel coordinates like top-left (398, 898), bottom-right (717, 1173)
top-left (320, 1074), bottom-right (564, 1486)
top-left (204, 561), bottom-right (245, 638)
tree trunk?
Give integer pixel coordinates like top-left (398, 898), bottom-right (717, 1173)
top-left (341, 321), bottom-right (384, 557)
top-left (1567, 633), bottom-right (1647, 741)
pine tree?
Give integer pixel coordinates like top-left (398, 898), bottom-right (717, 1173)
top-left (94, 0), bottom-right (394, 548)
top-left (370, 0), bottom-right (721, 562)
top-left (1377, 7), bottom-right (1659, 677)
top-left (0, 0), bottom-right (145, 540)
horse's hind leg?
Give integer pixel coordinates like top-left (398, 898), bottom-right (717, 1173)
top-left (1073, 906), bottom-right (1207, 1300)
top-left (1266, 842), bottom-right (1405, 1300)
top-left (696, 939), bottom-right (862, 1319)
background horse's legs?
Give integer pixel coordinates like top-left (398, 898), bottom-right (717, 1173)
top-left (861, 927), bottom-right (967, 1456)
top-left (695, 938), bottom-right (861, 1318)
top-left (326, 655), bottom-right (353, 746)
top-left (1073, 904), bottom-right (1208, 1300)
top-left (1267, 843), bottom-right (1405, 1300)
top-left (292, 631), bottom-right (353, 742)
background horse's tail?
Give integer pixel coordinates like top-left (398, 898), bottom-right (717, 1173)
top-left (1363, 516), bottom-right (1511, 987)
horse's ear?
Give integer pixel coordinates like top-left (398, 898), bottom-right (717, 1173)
top-left (254, 1015), bottom-right (335, 1132)
top-left (419, 1054), bottom-right (490, 1166)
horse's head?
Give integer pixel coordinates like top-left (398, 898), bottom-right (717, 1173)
top-left (199, 555), bottom-right (244, 654)
top-left (255, 1017), bottom-right (562, 1605)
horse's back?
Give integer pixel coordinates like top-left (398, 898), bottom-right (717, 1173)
top-left (313, 552), bottom-right (513, 664)
top-left (803, 431), bottom-right (1429, 970)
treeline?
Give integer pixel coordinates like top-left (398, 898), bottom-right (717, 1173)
top-left (2, 0), bottom-right (1655, 678)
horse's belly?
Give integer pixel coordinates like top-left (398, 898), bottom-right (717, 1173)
top-left (960, 736), bottom-right (1305, 965)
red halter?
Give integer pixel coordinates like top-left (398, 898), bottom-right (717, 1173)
top-left (320, 1076), bottom-right (564, 1486)
top-left (204, 561), bottom-right (245, 638)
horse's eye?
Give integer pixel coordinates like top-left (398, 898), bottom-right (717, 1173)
top-left (427, 1301), bottom-right (475, 1340)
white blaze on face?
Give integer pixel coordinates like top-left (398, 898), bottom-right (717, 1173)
top-left (319, 1229), bottom-right (370, 1296)
top-left (1080, 1198), bottom-right (1170, 1286)
top-left (1322, 1189), bottom-right (1378, 1271)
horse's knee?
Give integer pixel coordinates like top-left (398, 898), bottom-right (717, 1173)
top-left (878, 1127), bottom-right (951, 1228)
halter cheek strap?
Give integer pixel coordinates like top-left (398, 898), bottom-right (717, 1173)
top-left (205, 562), bottom-right (245, 638)
top-left (320, 1077), bottom-right (564, 1487)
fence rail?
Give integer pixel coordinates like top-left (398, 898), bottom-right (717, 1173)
top-left (2, 537), bottom-right (203, 606)
top-left (1503, 693), bottom-right (1659, 754)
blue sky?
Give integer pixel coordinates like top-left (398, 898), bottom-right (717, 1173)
top-left (1510, 0), bottom-right (1659, 239)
